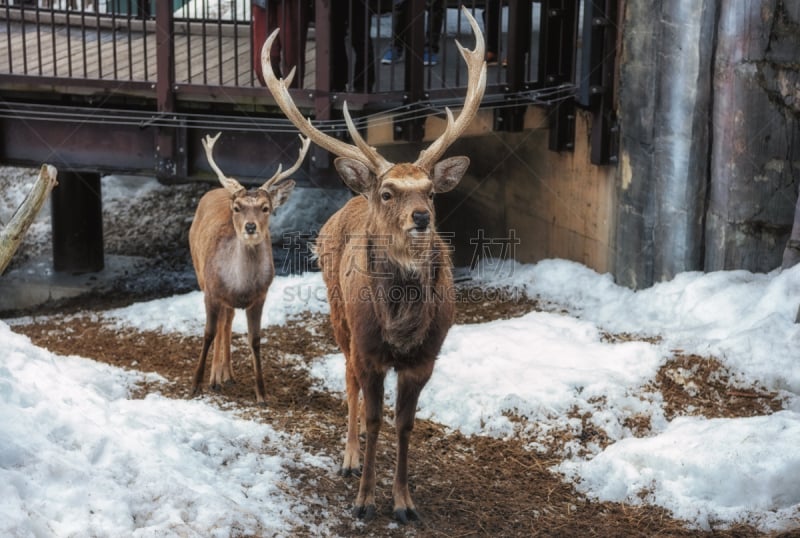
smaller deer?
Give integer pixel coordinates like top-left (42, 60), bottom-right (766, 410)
top-left (189, 132), bottom-right (309, 403)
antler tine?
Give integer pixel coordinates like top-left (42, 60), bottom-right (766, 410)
top-left (261, 134), bottom-right (312, 191)
top-left (202, 132), bottom-right (245, 194)
top-left (261, 29), bottom-right (391, 176)
top-left (414, 6), bottom-right (487, 171)
top-left (342, 102), bottom-right (393, 177)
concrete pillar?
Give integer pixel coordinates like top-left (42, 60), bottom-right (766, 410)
top-left (615, 0), bottom-right (717, 288)
top-left (705, 0), bottom-right (800, 272)
top-left (51, 171), bottom-right (104, 273)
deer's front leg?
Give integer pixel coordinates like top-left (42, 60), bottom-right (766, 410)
top-left (210, 306), bottom-right (234, 389)
top-left (352, 367), bottom-right (385, 521)
top-left (393, 362), bottom-right (434, 524)
top-left (245, 300), bottom-right (267, 405)
top-left (192, 300), bottom-right (221, 396)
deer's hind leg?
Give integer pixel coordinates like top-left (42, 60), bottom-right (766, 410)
top-left (209, 306), bottom-right (234, 390)
top-left (245, 299), bottom-right (267, 405)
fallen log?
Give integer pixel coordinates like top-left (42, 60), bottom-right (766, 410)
top-left (0, 164), bottom-right (58, 275)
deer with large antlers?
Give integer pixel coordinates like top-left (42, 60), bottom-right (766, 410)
top-left (263, 6), bottom-right (486, 522)
top-left (189, 132), bottom-right (309, 404)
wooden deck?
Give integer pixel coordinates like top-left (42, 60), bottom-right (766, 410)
top-left (0, 19), bottom-right (285, 87)
top-left (0, 15), bottom-right (516, 96)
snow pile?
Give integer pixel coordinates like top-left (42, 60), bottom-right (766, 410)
top-left (559, 412), bottom-right (800, 531)
top-left (471, 258), bottom-right (800, 391)
top-left (0, 322), bottom-right (333, 537)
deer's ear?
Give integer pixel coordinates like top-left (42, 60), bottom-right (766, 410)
top-left (432, 156), bottom-right (469, 193)
top-left (334, 158), bottom-right (373, 194)
top-left (269, 180), bottom-right (295, 211)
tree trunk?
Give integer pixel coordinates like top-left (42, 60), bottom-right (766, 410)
top-left (0, 164), bottom-right (58, 275)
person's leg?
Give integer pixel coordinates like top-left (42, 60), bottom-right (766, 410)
top-left (266, 2), bottom-right (283, 78)
top-left (330, 0), bottom-right (349, 91)
top-left (484, 0), bottom-right (500, 62)
top-left (426, 0), bottom-right (443, 54)
top-left (252, 0), bottom-right (269, 85)
top-left (278, 0), bottom-right (309, 88)
top-left (382, 0), bottom-right (406, 63)
top-left (351, 0), bottom-right (375, 92)
top-left (392, 0), bottom-right (408, 50)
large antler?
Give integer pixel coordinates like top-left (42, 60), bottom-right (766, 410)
top-left (262, 5), bottom-right (485, 176)
top-left (259, 133), bottom-right (311, 192)
top-left (414, 7), bottom-right (487, 171)
top-left (261, 32), bottom-right (394, 178)
top-left (202, 132), bottom-right (310, 194)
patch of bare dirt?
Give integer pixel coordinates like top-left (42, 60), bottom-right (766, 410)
top-left (12, 295), bottom-right (793, 537)
top-left (653, 353), bottom-right (785, 421)
top-left (454, 286), bottom-right (541, 324)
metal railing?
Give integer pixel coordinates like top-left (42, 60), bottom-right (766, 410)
top-left (0, 1), bottom-right (617, 180)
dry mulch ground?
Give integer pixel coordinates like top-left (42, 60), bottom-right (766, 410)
top-left (9, 287), bottom-right (797, 538)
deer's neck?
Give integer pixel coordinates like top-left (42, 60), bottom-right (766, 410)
top-left (215, 237), bottom-right (274, 297)
top-left (366, 236), bottom-right (448, 355)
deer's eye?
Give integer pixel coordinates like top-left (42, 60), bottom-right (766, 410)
top-left (428, 191), bottom-right (435, 199)
top-left (233, 205), bottom-right (242, 213)
top-left (262, 205), bottom-right (270, 213)
top-left (381, 191), bottom-right (392, 201)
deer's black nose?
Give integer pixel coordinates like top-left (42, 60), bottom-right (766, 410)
top-left (412, 210), bottom-right (430, 229)
top-left (244, 222), bottom-right (257, 234)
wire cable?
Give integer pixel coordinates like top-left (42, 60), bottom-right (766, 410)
top-left (0, 83), bottom-right (577, 134)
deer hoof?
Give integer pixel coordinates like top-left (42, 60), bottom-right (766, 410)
top-left (340, 466), bottom-right (362, 478)
top-left (352, 504), bottom-right (376, 521)
top-left (210, 383), bottom-right (222, 392)
top-left (394, 507), bottom-right (421, 524)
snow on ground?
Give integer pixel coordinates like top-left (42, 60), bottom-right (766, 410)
top-left (3, 169), bottom-right (800, 533)
top-left (0, 321), bottom-right (335, 537)
top-left (472, 259), bottom-right (800, 393)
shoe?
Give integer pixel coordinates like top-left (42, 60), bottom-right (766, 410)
top-left (381, 47), bottom-right (403, 64)
top-left (423, 49), bottom-right (438, 66)
top-left (485, 51), bottom-right (498, 66)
